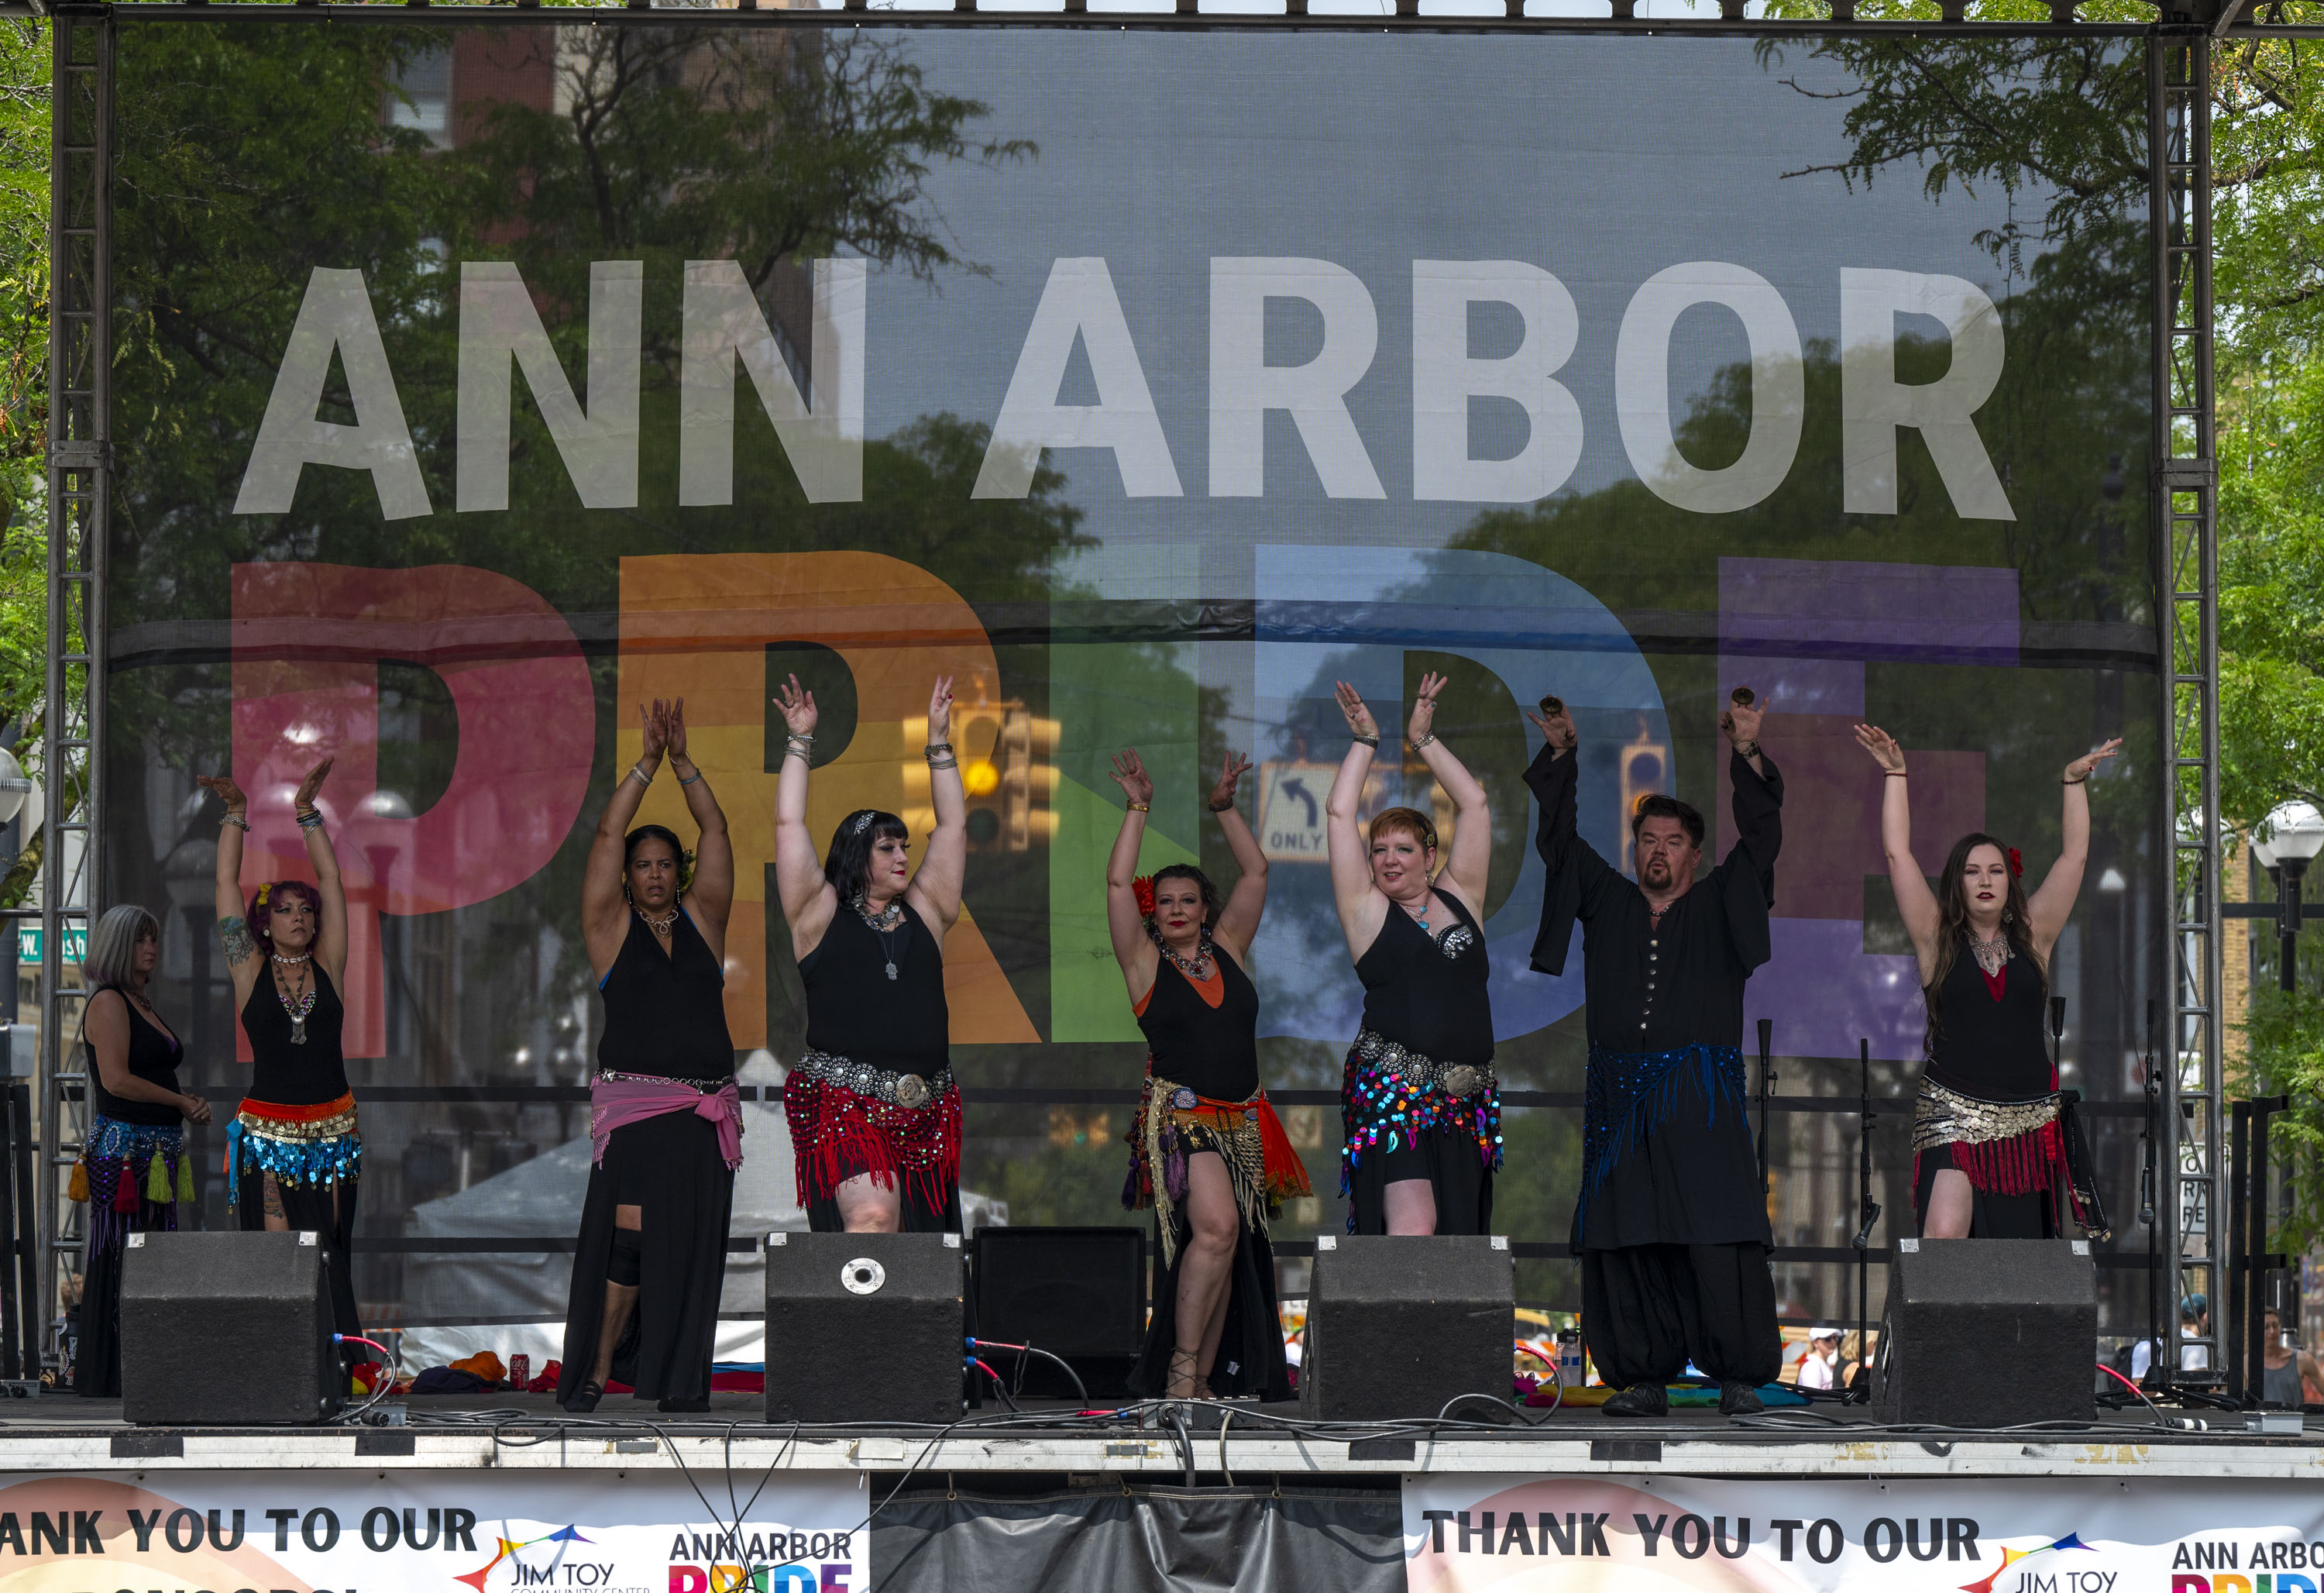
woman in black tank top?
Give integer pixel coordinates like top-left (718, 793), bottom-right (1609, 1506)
top-left (1106, 748), bottom-right (1309, 1402)
top-left (560, 697), bottom-right (740, 1413)
top-left (1325, 676), bottom-right (1502, 1237)
top-left (73, 904), bottom-right (208, 1397)
top-left (1856, 724), bottom-right (2123, 1239)
top-left (199, 756), bottom-right (366, 1353)
top-left (774, 674), bottom-right (969, 1234)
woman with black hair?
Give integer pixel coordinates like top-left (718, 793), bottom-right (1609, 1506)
top-left (1105, 748), bottom-right (1309, 1402)
top-left (775, 673), bottom-right (968, 1233)
top-left (559, 697), bottom-right (737, 1413)
top-left (198, 758), bottom-right (362, 1347)
top-left (1855, 723), bottom-right (2121, 1239)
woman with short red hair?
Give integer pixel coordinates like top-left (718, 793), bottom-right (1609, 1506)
top-left (1325, 674), bottom-right (1501, 1237)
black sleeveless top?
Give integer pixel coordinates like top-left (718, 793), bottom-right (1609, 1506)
top-left (1136, 945), bottom-right (1260, 1102)
top-left (597, 910), bottom-right (736, 1082)
top-left (241, 962), bottom-right (351, 1106)
top-left (800, 902), bottom-right (949, 1072)
top-left (1927, 941), bottom-right (2053, 1100)
top-left (91, 986), bottom-right (184, 1127)
top-left (1356, 889), bottom-right (1493, 1065)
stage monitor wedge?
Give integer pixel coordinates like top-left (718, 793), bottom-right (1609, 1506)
top-left (1875, 1237), bottom-right (2096, 1426)
top-left (120, 1230), bottom-right (340, 1426)
top-left (1301, 1234), bottom-right (1513, 1423)
top-left (765, 1231), bottom-right (964, 1425)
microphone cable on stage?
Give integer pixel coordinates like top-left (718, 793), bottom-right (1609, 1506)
top-left (333, 1333), bottom-right (397, 1424)
top-left (967, 1336), bottom-right (1088, 1405)
top-left (966, 1357), bottom-right (1019, 1412)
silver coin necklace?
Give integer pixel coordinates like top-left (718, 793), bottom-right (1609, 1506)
top-left (273, 951), bottom-right (315, 1045)
top-left (856, 896), bottom-right (906, 980)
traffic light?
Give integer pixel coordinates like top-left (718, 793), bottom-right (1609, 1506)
top-left (1617, 721), bottom-right (1669, 877)
top-left (912, 701), bottom-right (1057, 852)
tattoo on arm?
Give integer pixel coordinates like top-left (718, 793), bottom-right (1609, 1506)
top-left (220, 916), bottom-right (254, 968)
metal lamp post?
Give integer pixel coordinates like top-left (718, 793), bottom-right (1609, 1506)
top-left (2254, 801), bottom-right (2324, 993)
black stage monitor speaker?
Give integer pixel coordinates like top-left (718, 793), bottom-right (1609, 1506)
top-left (972, 1227), bottom-right (1147, 1400)
top-left (765, 1231), bottom-right (964, 1424)
top-left (1301, 1234), bottom-right (1512, 1423)
top-left (1875, 1237), bottom-right (2095, 1426)
top-left (120, 1230), bottom-right (339, 1426)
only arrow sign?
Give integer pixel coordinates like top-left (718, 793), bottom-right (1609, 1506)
top-left (1279, 776), bottom-right (1319, 828)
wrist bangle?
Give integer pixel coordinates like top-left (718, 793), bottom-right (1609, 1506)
top-left (1352, 733), bottom-right (1380, 748)
top-left (1410, 733), bottom-right (1438, 751)
top-left (1734, 740), bottom-right (1758, 759)
top-left (677, 771), bottom-right (703, 786)
top-left (296, 810), bottom-right (326, 831)
top-left (925, 741), bottom-right (953, 754)
top-left (927, 756), bottom-right (959, 771)
top-left (221, 814), bottom-right (250, 832)
top-left (1208, 797), bottom-right (1236, 814)
top-left (1126, 802), bottom-right (1150, 813)
top-left (2063, 774), bottom-right (2087, 786)
top-left (1884, 771), bottom-right (1908, 779)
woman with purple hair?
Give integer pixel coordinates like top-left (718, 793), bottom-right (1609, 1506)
top-left (199, 755), bottom-right (359, 1347)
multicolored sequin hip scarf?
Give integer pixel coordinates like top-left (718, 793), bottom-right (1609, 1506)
top-left (783, 1048), bottom-right (960, 1212)
top-left (1338, 1029), bottom-right (1503, 1226)
top-left (225, 1092), bottom-right (361, 1209)
top-left (1122, 1072), bottom-right (1312, 1268)
top-left (1579, 1041), bottom-right (1746, 1232)
top-left (1911, 1076), bottom-right (2063, 1198)
top-left (74, 1116), bottom-right (191, 1252)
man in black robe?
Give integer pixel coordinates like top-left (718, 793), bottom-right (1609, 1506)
top-left (1524, 692), bottom-right (1783, 1418)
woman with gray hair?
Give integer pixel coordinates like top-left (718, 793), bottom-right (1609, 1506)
top-left (71, 903), bottom-right (209, 1397)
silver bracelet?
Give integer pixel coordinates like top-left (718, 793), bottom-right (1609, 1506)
top-left (627, 762), bottom-right (654, 787)
top-left (221, 814), bottom-right (251, 832)
top-left (1411, 734), bottom-right (1438, 751)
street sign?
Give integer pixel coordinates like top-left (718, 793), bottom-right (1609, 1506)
top-left (15, 926), bottom-right (87, 963)
top-left (1258, 762), bottom-right (1336, 864)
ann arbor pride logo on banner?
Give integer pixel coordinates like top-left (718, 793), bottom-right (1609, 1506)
top-left (1400, 1478), bottom-right (2324, 1593)
top-left (662, 1527), bottom-right (858, 1593)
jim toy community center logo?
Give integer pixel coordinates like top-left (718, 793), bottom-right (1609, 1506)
top-left (0, 1506), bottom-right (854, 1593)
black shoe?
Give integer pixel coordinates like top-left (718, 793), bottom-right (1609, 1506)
top-left (1718, 1381), bottom-right (1764, 1417)
top-left (1601, 1383), bottom-right (1669, 1419)
top-left (656, 1395), bottom-right (710, 1413)
top-left (561, 1380), bottom-right (604, 1415)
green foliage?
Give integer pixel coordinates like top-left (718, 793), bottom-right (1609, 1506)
top-left (2243, 987), bottom-right (2324, 1254)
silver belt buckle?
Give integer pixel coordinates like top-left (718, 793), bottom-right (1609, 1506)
top-left (893, 1073), bottom-right (931, 1110)
top-left (1442, 1065), bottom-right (1484, 1099)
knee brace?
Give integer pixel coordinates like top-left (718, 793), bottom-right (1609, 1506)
top-left (608, 1227), bottom-right (643, 1288)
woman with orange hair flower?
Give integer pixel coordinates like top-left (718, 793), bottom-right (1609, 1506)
top-left (1106, 748), bottom-right (1310, 1402)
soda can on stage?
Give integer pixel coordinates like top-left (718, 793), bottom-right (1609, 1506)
top-left (509, 1353), bottom-right (530, 1390)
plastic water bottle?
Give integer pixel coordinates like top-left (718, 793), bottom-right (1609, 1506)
top-left (1556, 1330), bottom-right (1584, 1388)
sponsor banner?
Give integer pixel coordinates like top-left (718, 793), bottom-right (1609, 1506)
top-left (0, 1472), bottom-right (865, 1593)
top-left (1404, 1475), bottom-right (2324, 1593)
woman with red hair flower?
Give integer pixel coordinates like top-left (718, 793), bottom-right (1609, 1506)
top-left (1106, 748), bottom-right (1309, 1402)
top-left (1854, 724), bottom-right (2122, 1239)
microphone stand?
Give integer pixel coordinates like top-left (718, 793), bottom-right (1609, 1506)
top-left (1849, 1036), bottom-right (1879, 1402)
top-left (1756, 1018), bottom-right (1775, 1200)
top-left (2140, 999), bottom-right (2161, 1389)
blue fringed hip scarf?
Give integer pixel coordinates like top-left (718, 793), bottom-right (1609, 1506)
top-left (1578, 1041), bottom-right (1746, 1232)
top-left (226, 1094), bottom-right (362, 1209)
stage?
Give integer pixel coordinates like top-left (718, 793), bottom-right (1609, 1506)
top-left (4, 1393), bottom-right (2318, 1480)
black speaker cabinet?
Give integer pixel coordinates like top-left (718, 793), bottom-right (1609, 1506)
top-left (120, 1230), bottom-right (339, 1426)
top-left (765, 1231), bottom-right (964, 1424)
top-left (1301, 1234), bottom-right (1512, 1422)
top-left (1875, 1237), bottom-right (2096, 1426)
top-left (971, 1227), bottom-right (1145, 1399)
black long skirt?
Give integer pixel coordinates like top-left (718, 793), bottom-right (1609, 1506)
top-left (558, 1110), bottom-right (734, 1406)
top-left (1913, 1142), bottom-right (2056, 1239)
top-left (1345, 1123), bottom-right (1493, 1236)
top-left (1581, 1240), bottom-right (1781, 1388)
top-left (234, 1165), bottom-right (361, 1345)
top-left (1126, 1195), bottom-right (1291, 1401)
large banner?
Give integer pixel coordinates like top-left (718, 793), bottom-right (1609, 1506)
top-left (0, 1472), bottom-right (864, 1593)
top-left (1404, 1475), bottom-right (2324, 1593)
top-left (103, 19), bottom-right (2161, 1325)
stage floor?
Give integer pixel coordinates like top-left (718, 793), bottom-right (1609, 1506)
top-left (3, 1392), bottom-right (2318, 1479)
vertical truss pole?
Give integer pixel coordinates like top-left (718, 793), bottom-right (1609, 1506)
top-left (2152, 29), bottom-right (2220, 1385)
top-left (42, 12), bottom-right (108, 1374)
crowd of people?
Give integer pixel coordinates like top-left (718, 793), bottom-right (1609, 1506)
top-left (71, 677), bottom-right (2143, 1417)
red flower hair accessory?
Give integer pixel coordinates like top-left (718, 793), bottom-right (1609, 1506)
top-left (2007, 847), bottom-right (2023, 879)
top-left (1132, 876), bottom-right (1157, 918)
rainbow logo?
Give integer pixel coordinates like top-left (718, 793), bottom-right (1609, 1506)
top-left (1961, 1534), bottom-right (2097, 1593)
top-left (456, 1526), bottom-right (596, 1591)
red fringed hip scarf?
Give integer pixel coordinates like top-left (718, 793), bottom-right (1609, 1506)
top-left (1911, 1075), bottom-right (2064, 1197)
top-left (782, 1049), bottom-right (960, 1214)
